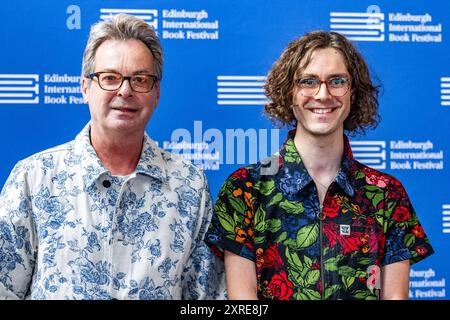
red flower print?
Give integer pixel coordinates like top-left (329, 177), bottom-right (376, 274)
top-left (387, 178), bottom-right (406, 200)
top-left (323, 196), bottom-right (340, 219)
top-left (231, 168), bottom-right (248, 180)
top-left (323, 222), bottom-right (363, 254)
top-left (243, 242), bottom-right (255, 252)
top-left (260, 244), bottom-right (284, 269)
top-left (392, 206), bottom-right (410, 222)
top-left (412, 225), bottom-right (425, 238)
top-left (416, 246), bottom-right (427, 256)
top-left (268, 271), bottom-right (294, 300)
top-left (358, 226), bottom-right (381, 254)
top-left (366, 174), bottom-right (389, 188)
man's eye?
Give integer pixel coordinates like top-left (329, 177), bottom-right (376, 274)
top-left (299, 79), bottom-right (318, 87)
top-left (329, 77), bottom-right (347, 87)
top-left (102, 74), bottom-right (120, 81)
top-left (133, 76), bottom-right (148, 84)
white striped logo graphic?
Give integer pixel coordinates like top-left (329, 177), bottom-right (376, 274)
top-left (441, 77), bottom-right (450, 106)
top-left (100, 9), bottom-right (158, 30)
top-left (0, 74), bottom-right (39, 104)
top-left (350, 140), bottom-right (386, 169)
top-left (443, 204), bottom-right (450, 233)
top-left (217, 76), bottom-right (269, 105)
top-left (330, 12), bottom-right (385, 41)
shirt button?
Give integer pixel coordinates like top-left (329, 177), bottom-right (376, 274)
top-left (103, 180), bottom-right (111, 188)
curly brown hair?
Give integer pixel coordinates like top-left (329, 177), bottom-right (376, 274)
top-left (264, 31), bottom-right (380, 135)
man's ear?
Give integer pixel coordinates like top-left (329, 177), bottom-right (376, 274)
top-left (153, 81), bottom-right (161, 107)
top-left (81, 77), bottom-right (89, 104)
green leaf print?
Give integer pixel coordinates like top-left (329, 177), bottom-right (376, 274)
top-left (254, 236), bottom-right (265, 244)
top-left (353, 290), bottom-right (370, 299)
top-left (229, 196), bottom-right (246, 214)
top-left (338, 265), bottom-right (356, 277)
top-left (254, 206), bottom-right (265, 232)
top-left (404, 233), bottom-right (416, 247)
top-left (302, 288), bottom-right (321, 300)
top-left (279, 200), bottom-right (304, 214)
top-left (255, 180), bottom-right (275, 196)
top-left (267, 192), bottom-right (283, 207)
top-left (284, 140), bottom-right (301, 164)
top-left (215, 203), bottom-right (235, 234)
top-left (357, 258), bottom-right (372, 265)
top-left (324, 256), bottom-right (341, 272)
top-left (296, 224), bottom-right (319, 248)
top-left (277, 231), bottom-right (288, 243)
top-left (266, 219), bottom-right (281, 233)
top-left (303, 255), bottom-right (313, 269)
top-left (285, 247), bottom-right (304, 271)
top-left (290, 269), bottom-right (305, 287)
top-left (306, 270), bottom-right (320, 286)
top-left (342, 276), bottom-right (356, 289)
top-left (324, 285), bottom-right (340, 299)
top-left (355, 170), bottom-right (365, 180)
top-left (293, 291), bottom-right (308, 300)
top-left (364, 185), bottom-right (384, 208)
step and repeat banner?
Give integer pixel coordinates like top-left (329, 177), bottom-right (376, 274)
top-left (0, 0), bottom-right (448, 299)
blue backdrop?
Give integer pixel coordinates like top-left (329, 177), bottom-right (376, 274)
top-left (0, 0), bottom-right (448, 299)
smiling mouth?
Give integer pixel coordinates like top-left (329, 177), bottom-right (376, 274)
top-left (310, 108), bottom-right (336, 114)
top-left (112, 107), bottom-right (138, 113)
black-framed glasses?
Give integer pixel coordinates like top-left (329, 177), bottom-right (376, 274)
top-left (295, 75), bottom-right (351, 97)
top-left (88, 72), bottom-right (158, 93)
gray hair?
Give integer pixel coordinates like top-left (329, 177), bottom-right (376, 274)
top-left (81, 13), bottom-right (163, 80)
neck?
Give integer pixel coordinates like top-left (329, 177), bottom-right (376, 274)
top-left (293, 128), bottom-right (344, 202)
top-left (90, 125), bottom-right (143, 176)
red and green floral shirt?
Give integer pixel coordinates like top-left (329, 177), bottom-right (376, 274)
top-left (206, 130), bottom-right (434, 300)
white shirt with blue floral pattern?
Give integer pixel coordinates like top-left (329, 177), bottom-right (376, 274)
top-left (0, 123), bottom-right (226, 300)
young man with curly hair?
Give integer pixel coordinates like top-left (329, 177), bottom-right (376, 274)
top-left (206, 31), bottom-right (433, 300)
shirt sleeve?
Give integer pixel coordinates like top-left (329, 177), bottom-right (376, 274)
top-left (205, 167), bottom-right (256, 262)
top-left (382, 178), bottom-right (434, 266)
top-left (181, 171), bottom-right (227, 300)
top-left (0, 161), bottom-right (37, 299)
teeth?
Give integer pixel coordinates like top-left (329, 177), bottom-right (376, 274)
top-left (311, 108), bottom-right (333, 114)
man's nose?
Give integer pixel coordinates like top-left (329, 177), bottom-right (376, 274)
top-left (314, 82), bottom-right (332, 100)
top-left (117, 78), bottom-right (134, 97)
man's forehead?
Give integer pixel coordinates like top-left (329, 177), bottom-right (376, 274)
top-left (296, 47), bottom-right (348, 74)
top-left (94, 39), bottom-right (154, 71)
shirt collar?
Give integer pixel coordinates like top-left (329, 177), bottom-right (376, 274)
top-left (74, 122), bottom-right (167, 188)
top-left (278, 129), bottom-right (355, 196)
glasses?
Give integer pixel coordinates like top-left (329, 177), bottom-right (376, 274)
top-left (295, 75), bottom-right (351, 97)
top-left (88, 72), bottom-right (158, 93)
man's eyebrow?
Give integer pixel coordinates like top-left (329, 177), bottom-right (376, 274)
top-left (132, 69), bottom-right (153, 74)
top-left (298, 73), bottom-right (318, 78)
top-left (298, 73), bottom-right (350, 78)
top-left (92, 69), bottom-right (153, 74)
top-left (94, 68), bottom-right (119, 73)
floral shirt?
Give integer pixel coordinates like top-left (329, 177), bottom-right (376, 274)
top-left (206, 130), bottom-right (434, 300)
top-left (0, 123), bottom-right (226, 300)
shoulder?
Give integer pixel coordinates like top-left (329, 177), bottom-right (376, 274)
top-left (217, 157), bottom-right (275, 198)
top-left (352, 159), bottom-right (407, 192)
top-left (154, 145), bottom-right (209, 188)
top-left (10, 140), bottom-right (74, 175)
top-left (224, 161), bottom-right (264, 184)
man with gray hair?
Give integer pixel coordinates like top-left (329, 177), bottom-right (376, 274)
top-left (0, 14), bottom-right (225, 300)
